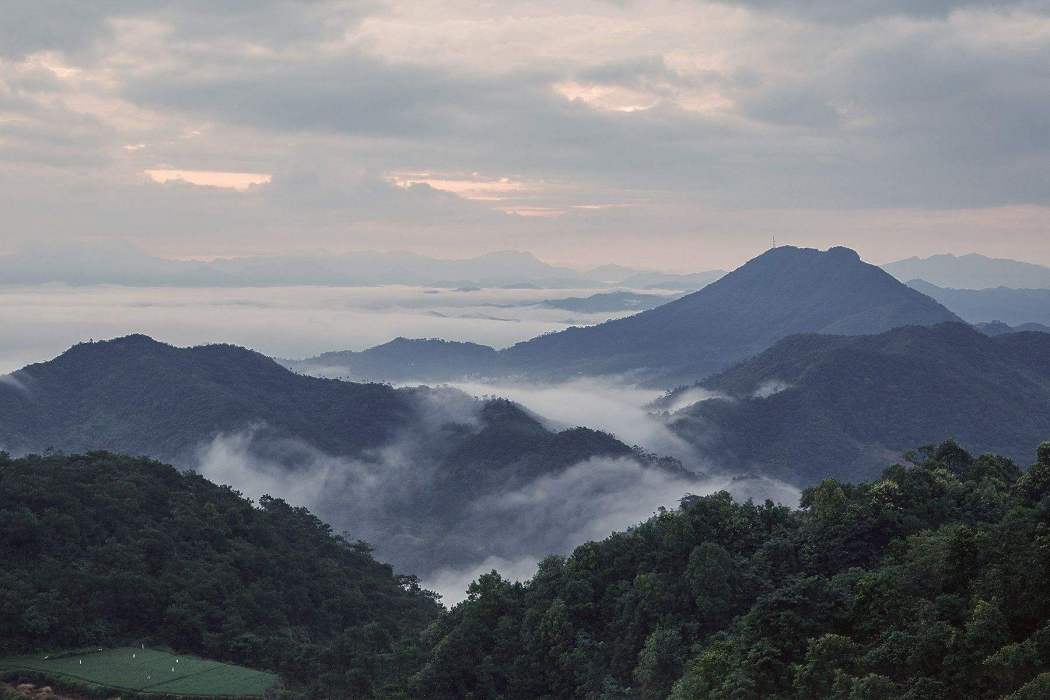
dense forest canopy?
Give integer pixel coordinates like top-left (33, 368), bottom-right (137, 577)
top-left (414, 441), bottom-right (1050, 699)
top-left (8, 442), bottom-right (1050, 698)
top-left (0, 452), bottom-right (440, 698)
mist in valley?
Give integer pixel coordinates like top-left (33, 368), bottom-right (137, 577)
top-left (193, 377), bottom-right (800, 605)
top-left (0, 281), bottom-right (801, 602)
top-left (0, 271), bottom-right (812, 607)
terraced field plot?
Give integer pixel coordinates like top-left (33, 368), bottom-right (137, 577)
top-left (0, 647), bottom-right (277, 697)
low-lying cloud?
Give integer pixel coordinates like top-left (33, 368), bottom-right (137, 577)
top-left (753, 379), bottom-right (792, 398)
top-left (0, 372), bottom-right (31, 396)
top-left (195, 409), bottom-right (799, 606)
top-left (427, 455), bottom-right (799, 605)
top-left (444, 377), bottom-right (697, 461)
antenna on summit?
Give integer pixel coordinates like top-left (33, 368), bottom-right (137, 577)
top-left (771, 233), bottom-right (777, 249)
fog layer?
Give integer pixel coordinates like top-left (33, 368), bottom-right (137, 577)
top-left (0, 284), bottom-right (644, 373)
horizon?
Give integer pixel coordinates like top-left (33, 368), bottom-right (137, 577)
top-left (2, 240), bottom-right (1050, 276)
top-left (1, 241), bottom-right (1043, 376)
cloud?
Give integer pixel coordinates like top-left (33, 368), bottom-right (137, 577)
top-left (144, 169), bottom-right (272, 191)
top-left (0, 283), bottom-right (635, 374)
top-left (192, 398), bottom-right (799, 603)
top-left (711, 0), bottom-right (1050, 23)
top-left (0, 1), bottom-right (377, 59)
top-left (661, 385), bottom-right (727, 413)
top-left (428, 455), bottom-right (800, 604)
top-left (444, 377), bottom-right (698, 461)
top-left (3, 1), bottom-right (1050, 267)
top-left (0, 372), bottom-right (31, 396)
top-left (426, 555), bottom-right (541, 606)
top-left (753, 379), bottom-right (791, 398)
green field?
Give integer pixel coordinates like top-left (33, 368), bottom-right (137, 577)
top-left (0, 647), bottom-right (278, 698)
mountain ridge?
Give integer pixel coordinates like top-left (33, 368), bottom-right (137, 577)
top-left (907, 278), bottom-right (1050, 326)
top-left (664, 322), bottom-right (1050, 484)
top-left (884, 252), bottom-right (1050, 289)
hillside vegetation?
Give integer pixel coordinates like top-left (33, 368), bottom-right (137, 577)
top-left (0, 334), bottom-right (414, 461)
top-left (414, 440), bottom-right (1050, 699)
top-left (0, 452), bottom-right (440, 698)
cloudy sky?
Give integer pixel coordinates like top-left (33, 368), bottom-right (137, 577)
top-left (2, 0), bottom-right (1049, 270)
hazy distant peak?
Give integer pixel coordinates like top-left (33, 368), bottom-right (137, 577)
top-left (474, 250), bottom-right (545, 263)
top-left (826, 245), bottom-right (862, 260)
top-left (904, 278), bottom-right (1050, 327)
top-left (884, 252), bottom-right (1050, 290)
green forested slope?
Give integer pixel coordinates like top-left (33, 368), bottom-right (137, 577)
top-left (414, 441), bottom-right (1050, 699)
top-left (0, 452), bottom-right (440, 698)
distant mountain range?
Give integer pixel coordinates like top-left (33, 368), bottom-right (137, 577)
top-left (613, 270), bottom-right (726, 290)
top-left (975, 320), bottom-right (1050, 336)
top-left (582, 265), bottom-right (726, 289)
top-left (0, 242), bottom-right (723, 290)
top-left (884, 253), bottom-right (1050, 289)
top-left (295, 338), bottom-right (501, 383)
top-left (0, 335), bottom-right (693, 575)
top-left (907, 279), bottom-right (1050, 326)
top-left (662, 323), bottom-right (1050, 485)
top-left (293, 246), bottom-right (962, 387)
top-left (538, 290), bottom-right (682, 313)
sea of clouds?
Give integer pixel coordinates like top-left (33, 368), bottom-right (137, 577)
top-left (0, 284), bottom-right (654, 373)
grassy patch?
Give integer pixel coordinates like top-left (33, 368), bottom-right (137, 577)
top-left (0, 647), bottom-right (278, 698)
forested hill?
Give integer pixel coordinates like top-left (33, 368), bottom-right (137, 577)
top-left (414, 441), bottom-right (1050, 699)
top-left (291, 337), bottom-right (501, 383)
top-left (0, 334), bottom-right (415, 461)
top-left (0, 451), bottom-right (440, 698)
top-left (664, 322), bottom-right (1050, 485)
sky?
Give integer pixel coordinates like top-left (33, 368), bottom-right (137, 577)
top-left (2, 0), bottom-right (1050, 270)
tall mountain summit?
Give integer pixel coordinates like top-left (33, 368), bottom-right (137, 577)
top-left (501, 245), bottom-right (960, 385)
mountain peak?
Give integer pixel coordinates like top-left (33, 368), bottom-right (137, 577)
top-left (883, 252), bottom-right (1050, 289)
top-left (755, 244), bottom-right (861, 263)
top-left (104, 333), bottom-right (163, 347)
top-left (826, 245), bottom-right (861, 261)
top-left (502, 244), bottom-right (960, 386)
top-left (745, 245), bottom-right (865, 272)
